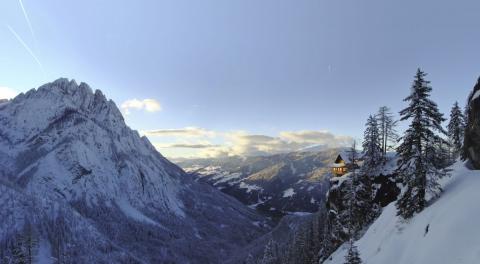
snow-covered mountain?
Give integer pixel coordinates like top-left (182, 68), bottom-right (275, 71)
top-left (177, 150), bottom-right (338, 219)
top-left (0, 78), bottom-right (269, 263)
top-left (324, 161), bottom-right (479, 264)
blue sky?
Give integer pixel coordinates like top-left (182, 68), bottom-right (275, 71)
top-left (1, 0), bottom-right (479, 158)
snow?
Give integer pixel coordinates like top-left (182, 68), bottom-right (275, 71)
top-left (283, 188), bottom-right (295, 198)
top-left (239, 182), bottom-right (262, 193)
top-left (325, 162), bottom-right (480, 264)
top-left (472, 90), bottom-right (480, 101)
top-left (37, 240), bottom-right (54, 264)
top-left (213, 172), bottom-right (242, 185)
top-left (330, 172), bottom-right (351, 187)
top-left (286, 211), bottom-right (311, 216)
top-left (289, 163), bottom-right (297, 174)
top-left (116, 198), bottom-right (160, 226)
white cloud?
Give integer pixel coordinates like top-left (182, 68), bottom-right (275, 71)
top-left (143, 127), bottom-right (216, 138)
top-left (219, 130), bottom-right (352, 157)
top-left (146, 127), bottom-right (352, 158)
top-left (121, 98), bottom-right (161, 115)
top-left (154, 143), bottom-right (219, 149)
top-left (0, 86), bottom-right (19, 99)
top-left (279, 130), bottom-right (352, 146)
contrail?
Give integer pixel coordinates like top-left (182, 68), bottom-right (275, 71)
top-left (7, 25), bottom-right (44, 74)
top-left (17, 0), bottom-right (36, 43)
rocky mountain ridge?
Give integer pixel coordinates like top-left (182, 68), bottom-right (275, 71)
top-left (0, 78), bottom-right (270, 263)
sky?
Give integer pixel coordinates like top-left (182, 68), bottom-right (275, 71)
top-left (1, 0), bottom-right (479, 158)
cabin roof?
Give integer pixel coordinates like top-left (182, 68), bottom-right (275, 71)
top-left (332, 154), bottom-right (346, 167)
top-left (334, 154), bottom-right (344, 164)
top-left (332, 150), bottom-right (362, 167)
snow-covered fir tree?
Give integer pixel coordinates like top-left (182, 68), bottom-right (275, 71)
top-left (343, 144), bottom-right (364, 264)
top-left (447, 101), bottom-right (465, 160)
top-left (260, 239), bottom-right (279, 264)
top-left (346, 142), bottom-right (373, 235)
top-left (344, 239), bottom-right (362, 264)
top-left (362, 115), bottom-right (384, 175)
top-left (376, 106), bottom-right (399, 157)
top-left (320, 142), bottom-right (371, 262)
top-left (396, 68), bottom-right (448, 219)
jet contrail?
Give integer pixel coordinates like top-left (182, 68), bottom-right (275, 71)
top-left (17, 0), bottom-right (36, 43)
top-left (7, 25), bottom-right (44, 74)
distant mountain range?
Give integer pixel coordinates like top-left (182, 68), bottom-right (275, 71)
top-left (177, 149), bottom-right (341, 219)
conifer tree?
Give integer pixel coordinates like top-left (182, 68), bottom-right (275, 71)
top-left (344, 239), bottom-right (362, 264)
top-left (345, 142), bottom-right (361, 233)
top-left (376, 106), bottom-right (399, 157)
top-left (396, 68), bottom-right (448, 219)
top-left (362, 115), bottom-right (383, 175)
top-left (22, 222), bottom-right (38, 264)
top-left (12, 239), bottom-right (26, 264)
top-left (447, 101), bottom-right (465, 160)
top-left (260, 239), bottom-right (279, 264)
top-left (344, 143), bottom-right (363, 264)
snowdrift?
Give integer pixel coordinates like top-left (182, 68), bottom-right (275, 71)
top-left (325, 162), bottom-right (480, 264)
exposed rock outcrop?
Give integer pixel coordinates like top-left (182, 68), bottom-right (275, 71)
top-left (463, 77), bottom-right (480, 169)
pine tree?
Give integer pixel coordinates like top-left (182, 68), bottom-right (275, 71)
top-left (344, 142), bottom-right (363, 264)
top-left (345, 142), bottom-right (359, 233)
top-left (352, 174), bottom-right (375, 234)
top-left (344, 239), bottom-right (362, 264)
top-left (261, 239), bottom-right (279, 264)
top-left (362, 115), bottom-right (383, 175)
top-left (396, 68), bottom-right (448, 219)
top-left (377, 106), bottom-right (399, 158)
top-left (447, 101), bottom-right (465, 160)
top-left (22, 221), bottom-right (38, 264)
top-left (12, 240), bottom-right (26, 264)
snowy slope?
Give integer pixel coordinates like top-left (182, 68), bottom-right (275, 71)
top-left (0, 78), bottom-right (269, 263)
top-left (324, 162), bottom-right (480, 264)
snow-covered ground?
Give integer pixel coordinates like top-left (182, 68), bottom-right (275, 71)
top-left (325, 162), bottom-right (480, 264)
top-left (116, 198), bottom-right (160, 226)
top-left (239, 182), bottom-right (262, 193)
top-left (282, 188), bottom-right (295, 198)
top-left (37, 240), bottom-right (54, 264)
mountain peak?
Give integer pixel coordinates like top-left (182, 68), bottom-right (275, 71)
top-left (0, 78), bottom-right (268, 263)
top-left (2, 78), bottom-right (125, 143)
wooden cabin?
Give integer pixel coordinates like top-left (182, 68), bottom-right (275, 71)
top-left (331, 154), bottom-right (348, 176)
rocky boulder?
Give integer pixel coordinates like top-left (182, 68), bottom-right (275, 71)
top-left (463, 77), bottom-right (480, 169)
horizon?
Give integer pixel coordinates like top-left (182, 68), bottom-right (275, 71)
top-left (1, 0), bottom-right (479, 158)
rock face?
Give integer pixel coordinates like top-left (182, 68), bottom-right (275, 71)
top-left (0, 78), bottom-right (269, 263)
top-left (463, 77), bottom-right (480, 169)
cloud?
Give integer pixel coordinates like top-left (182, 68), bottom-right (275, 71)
top-left (121, 98), bottom-right (161, 115)
top-left (220, 131), bottom-right (347, 157)
top-left (154, 143), bottom-right (220, 149)
top-left (0, 86), bottom-right (19, 99)
top-left (147, 127), bottom-right (352, 158)
top-left (143, 127), bottom-right (216, 138)
top-left (279, 130), bottom-right (352, 146)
